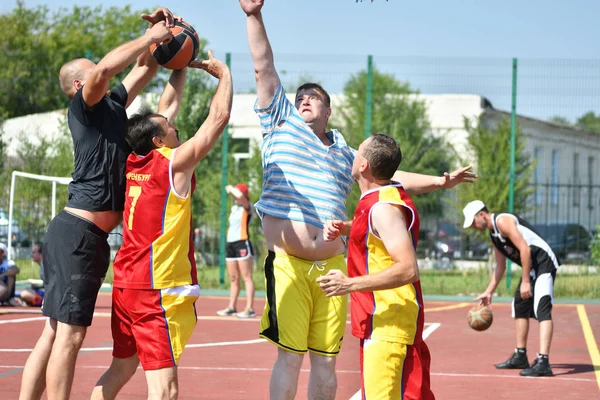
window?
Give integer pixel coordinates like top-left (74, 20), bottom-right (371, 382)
top-left (551, 150), bottom-right (559, 205)
top-left (589, 156), bottom-right (595, 209)
top-left (534, 148), bottom-right (543, 206)
top-left (573, 153), bottom-right (580, 207)
top-left (231, 138), bottom-right (250, 154)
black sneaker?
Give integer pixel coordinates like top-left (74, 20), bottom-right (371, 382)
top-left (495, 350), bottom-right (529, 369)
top-left (520, 357), bottom-right (554, 377)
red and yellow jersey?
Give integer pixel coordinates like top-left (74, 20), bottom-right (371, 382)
top-left (347, 183), bottom-right (424, 345)
top-left (113, 147), bottom-right (198, 290)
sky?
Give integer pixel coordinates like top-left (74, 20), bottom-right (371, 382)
top-left (2, 0), bottom-right (600, 119)
top-left (3, 0), bottom-right (599, 58)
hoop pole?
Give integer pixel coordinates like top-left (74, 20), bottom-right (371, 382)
top-left (7, 172), bottom-right (16, 259)
top-left (52, 181), bottom-right (57, 218)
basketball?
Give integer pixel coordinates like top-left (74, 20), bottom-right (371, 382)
top-left (467, 305), bottom-right (493, 331)
top-left (150, 20), bottom-right (200, 70)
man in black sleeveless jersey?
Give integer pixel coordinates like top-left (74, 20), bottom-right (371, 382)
top-left (463, 200), bottom-right (559, 377)
top-left (19, 8), bottom-right (178, 400)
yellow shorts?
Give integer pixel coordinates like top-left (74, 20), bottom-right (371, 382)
top-left (259, 251), bottom-right (347, 355)
top-left (360, 339), bottom-right (435, 400)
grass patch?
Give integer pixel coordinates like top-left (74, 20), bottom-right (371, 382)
top-left (14, 258), bottom-right (600, 299)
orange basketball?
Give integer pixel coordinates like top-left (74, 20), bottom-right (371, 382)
top-left (467, 305), bottom-right (493, 331)
top-left (150, 20), bottom-right (200, 70)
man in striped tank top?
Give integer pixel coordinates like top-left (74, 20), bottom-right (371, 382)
top-left (239, 1), bottom-right (475, 398)
top-left (318, 134), bottom-right (435, 400)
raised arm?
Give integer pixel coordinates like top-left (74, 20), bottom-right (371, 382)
top-left (83, 21), bottom-right (172, 108)
top-left (171, 51), bottom-right (233, 195)
top-left (393, 166), bottom-right (477, 195)
top-left (226, 185), bottom-right (250, 210)
top-left (240, 0), bottom-right (280, 108)
top-left (157, 68), bottom-right (187, 122)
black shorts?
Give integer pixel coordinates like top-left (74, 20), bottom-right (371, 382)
top-left (42, 210), bottom-right (110, 327)
top-left (513, 261), bottom-right (557, 322)
top-left (226, 240), bottom-right (254, 260)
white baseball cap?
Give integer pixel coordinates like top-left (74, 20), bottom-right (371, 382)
top-left (0, 243), bottom-right (6, 253)
top-left (462, 200), bottom-right (486, 228)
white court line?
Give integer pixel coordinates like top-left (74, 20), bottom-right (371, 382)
top-left (0, 364), bottom-right (593, 384)
top-left (0, 317), bottom-right (46, 325)
top-left (0, 312), bottom-right (264, 324)
top-left (0, 338), bottom-right (267, 353)
top-left (349, 322), bottom-right (441, 400)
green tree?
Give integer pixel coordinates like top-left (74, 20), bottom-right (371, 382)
top-left (0, 1), bottom-right (167, 118)
top-left (591, 228), bottom-right (600, 266)
top-left (7, 118), bottom-right (73, 244)
top-left (333, 67), bottom-right (457, 219)
top-left (548, 115), bottom-right (571, 126)
top-left (576, 111), bottom-right (600, 133)
top-left (457, 117), bottom-right (534, 217)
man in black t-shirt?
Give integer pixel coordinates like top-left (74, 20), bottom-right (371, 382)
top-left (19, 8), bottom-right (177, 400)
top-left (463, 200), bottom-right (559, 377)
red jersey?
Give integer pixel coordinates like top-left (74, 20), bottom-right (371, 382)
top-left (347, 183), bottom-right (425, 344)
top-left (113, 147), bottom-right (198, 289)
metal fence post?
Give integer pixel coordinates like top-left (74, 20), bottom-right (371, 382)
top-left (365, 55), bottom-right (373, 139)
top-left (507, 57), bottom-right (518, 289)
top-left (219, 52), bottom-right (232, 285)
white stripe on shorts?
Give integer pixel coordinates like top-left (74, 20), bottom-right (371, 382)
top-left (533, 273), bottom-right (554, 319)
top-left (160, 284), bottom-right (200, 297)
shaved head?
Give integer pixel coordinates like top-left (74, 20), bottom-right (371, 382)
top-left (59, 58), bottom-right (95, 99)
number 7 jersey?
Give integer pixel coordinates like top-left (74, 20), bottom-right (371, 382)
top-left (112, 147), bottom-right (198, 290)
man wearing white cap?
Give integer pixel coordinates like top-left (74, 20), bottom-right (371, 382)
top-left (0, 243), bottom-right (21, 306)
top-left (462, 200), bottom-right (559, 377)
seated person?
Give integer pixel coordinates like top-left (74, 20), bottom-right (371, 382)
top-left (20, 244), bottom-right (45, 307)
top-left (0, 242), bottom-right (21, 306)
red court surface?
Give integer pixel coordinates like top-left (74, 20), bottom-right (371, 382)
top-left (1, 294), bottom-right (599, 399)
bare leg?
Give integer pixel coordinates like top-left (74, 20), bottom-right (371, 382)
top-left (308, 353), bottom-right (337, 400)
top-left (238, 257), bottom-right (255, 310)
top-left (45, 322), bottom-right (87, 400)
top-left (226, 260), bottom-right (240, 310)
top-left (19, 318), bottom-right (57, 400)
top-left (91, 355), bottom-right (140, 400)
top-left (539, 320), bottom-right (553, 355)
top-left (270, 348), bottom-right (304, 400)
top-left (515, 318), bottom-right (529, 349)
top-left (20, 289), bottom-right (36, 305)
top-left (0, 281), bottom-right (10, 302)
top-left (145, 366), bottom-right (178, 400)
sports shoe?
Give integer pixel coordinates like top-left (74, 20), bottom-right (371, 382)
top-left (520, 356), bottom-right (554, 377)
top-left (216, 307), bottom-right (237, 316)
top-left (8, 297), bottom-right (27, 307)
top-left (237, 309), bottom-right (256, 319)
top-left (495, 350), bottom-right (530, 369)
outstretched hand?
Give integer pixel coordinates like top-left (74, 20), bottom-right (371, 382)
top-left (441, 166), bottom-right (478, 189)
top-left (141, 7), bottom-right (180, 27)
top-left (144, 21), bottom-right (173, 45)
top-left (239, 0), bottom-right (265, 16)
top-left (189, 50), bottom-right (230, 79)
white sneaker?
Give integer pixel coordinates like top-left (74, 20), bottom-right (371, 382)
top-left (237, 309), bottom-right (256, 318)
top-left (216, 307), bottom-right (237, 316)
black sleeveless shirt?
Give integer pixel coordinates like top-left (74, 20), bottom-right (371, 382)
top-left (66, 84), bottom-right (132, 212)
